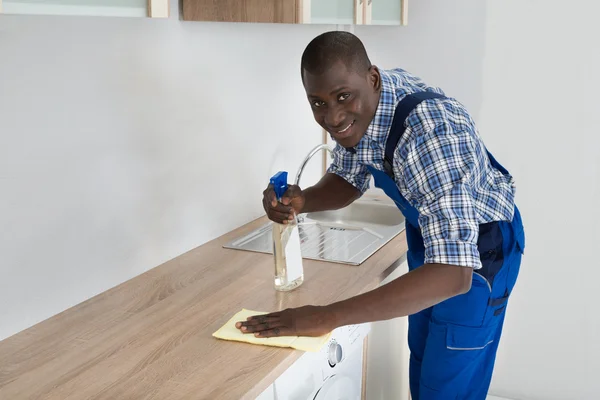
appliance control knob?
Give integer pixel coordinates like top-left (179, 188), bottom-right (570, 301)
top-left (328, 342), bottom-right (343, 367)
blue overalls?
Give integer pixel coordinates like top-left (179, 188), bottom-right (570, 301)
top-left (364, 92), bottom-right (525, 399)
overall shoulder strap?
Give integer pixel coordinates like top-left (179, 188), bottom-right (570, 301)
top-left (384, 91), bottom-right (446, 179)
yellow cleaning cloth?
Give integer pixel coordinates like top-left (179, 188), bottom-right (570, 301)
top-left (212, 309), bottom-right (331, 352)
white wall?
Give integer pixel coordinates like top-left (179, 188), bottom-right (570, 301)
top-left (0, 6), bottom-right (328, 340)
top-left (477, 2), bottom-right (600, 399)
top-left (363, 1), bottom-right (600, 399)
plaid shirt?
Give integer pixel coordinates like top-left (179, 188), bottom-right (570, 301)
top-left (327, 68), bottom-right (516, 269)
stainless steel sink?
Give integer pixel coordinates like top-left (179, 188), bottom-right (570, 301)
top-left (223, 196), bottom-right (405, 265)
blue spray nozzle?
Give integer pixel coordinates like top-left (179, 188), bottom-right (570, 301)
top-left (270, 171), bottom-right (288, 201)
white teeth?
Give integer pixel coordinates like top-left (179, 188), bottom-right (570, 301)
top-left (338, 122), bottom-right (353, 133)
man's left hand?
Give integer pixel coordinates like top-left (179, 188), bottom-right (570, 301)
top-left (235, 305), bottom-right (335, 338)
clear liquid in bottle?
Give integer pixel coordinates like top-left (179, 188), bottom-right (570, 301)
top-left (272, 215), bottom-right (304, 291)
top-left (270, 171), bottom-right (304, 291)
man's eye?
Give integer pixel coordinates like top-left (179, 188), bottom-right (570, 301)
top-left (338, 93), bottom-right (350, 101)
top-left (312, 100), bottom-right (325, 107)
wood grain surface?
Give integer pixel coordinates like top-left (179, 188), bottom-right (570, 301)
top-left (0, 216), bottom-right (407, 400)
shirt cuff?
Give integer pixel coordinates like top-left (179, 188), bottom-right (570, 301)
top-left (424, 239), bottom-right (482, 269)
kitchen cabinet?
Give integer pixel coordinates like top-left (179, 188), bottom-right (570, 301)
top-left (0, 0), bottom-right (169, 18)
top-left (366, 255), bottom-right (411, 400)
top-left (181, 0), bottom-right (408, 25)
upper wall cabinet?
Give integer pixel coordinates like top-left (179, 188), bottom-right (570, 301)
top-left (181, 0), bottom-right (408, 25)
top-left (0, 0), bottom-right (169, 18)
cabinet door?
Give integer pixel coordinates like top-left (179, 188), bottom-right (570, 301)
top-left (308, 0), bottom-right (355, 24)
top-left (365, 0), bottom-right (407, 26)
top-left (182, 0), bottom-right (299, 23)
top-left (0, 0), bottom-right (162, 18)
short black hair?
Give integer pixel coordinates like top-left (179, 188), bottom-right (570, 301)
top-left (300, 31), bottom-right (372, 79)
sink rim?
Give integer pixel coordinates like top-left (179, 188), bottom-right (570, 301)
top-left (223, 195), bottom-right (405, 265)
top-left (302, 196), bottom-right (405, 228)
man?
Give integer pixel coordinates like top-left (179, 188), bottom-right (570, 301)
top-left (236, 31), bottom-right (525, 399)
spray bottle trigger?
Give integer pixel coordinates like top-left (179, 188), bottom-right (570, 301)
top-left (270, 171), bottom-right (288, 201)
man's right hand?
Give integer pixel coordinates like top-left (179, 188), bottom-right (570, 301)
top-left (262, 184), bottom-right (305, 224)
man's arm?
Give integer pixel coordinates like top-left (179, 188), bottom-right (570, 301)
top-left (263, 144), bottom-right (369, 224)
top-left (299, 143), bottom-right (370, 213)
top-left (263, 172), bottom-right (361, 224)
top-left (236, 263), bottom-right (472, 338)
top-left (300, 173), bottom-right (362, 213)
top-left (328, 262), bottom-right (472, 327)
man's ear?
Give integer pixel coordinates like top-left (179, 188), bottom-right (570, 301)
top-left (368, 65), bottom-right (381, 91)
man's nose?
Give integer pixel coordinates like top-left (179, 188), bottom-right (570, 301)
top-left (325, 106), bottom-right (345, 129)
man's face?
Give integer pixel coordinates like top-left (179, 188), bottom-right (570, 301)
top-left (303, 61), bottom-right (380, 148)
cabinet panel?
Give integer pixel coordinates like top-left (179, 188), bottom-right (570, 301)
top-left (366, 257), bottom-right (411, 400)
top-left (1, 0), bottom-right (149, 17)
top-left (366, 0), bottom-right (407, 26)
top-left (182, 0), bottom-right (298, 23)
top-left (0, 0), bottom-right (170, 18)
top-left (310, 0), bottom-right (354, 25)
top-left (372, 0), bottom-right (401, 25)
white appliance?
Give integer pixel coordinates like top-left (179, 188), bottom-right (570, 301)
top-left (256, 323), bottom-right (371, 400)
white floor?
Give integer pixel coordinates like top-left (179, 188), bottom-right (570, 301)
top-left (487, 396), bottom-right (511, 400)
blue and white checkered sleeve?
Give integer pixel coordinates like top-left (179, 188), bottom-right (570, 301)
top-left (326, 144), bottom-right (371, 194)
top-left (401, 121), bottom-right (482, 269)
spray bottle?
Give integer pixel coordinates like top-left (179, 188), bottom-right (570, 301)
top-left (270, 171), bottom-right (304, 291)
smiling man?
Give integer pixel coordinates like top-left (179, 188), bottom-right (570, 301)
top-left (236, 31), bottom-right (525, 399)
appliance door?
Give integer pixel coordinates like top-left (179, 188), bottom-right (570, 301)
top-left (312, 374), bottom-right (359, 400)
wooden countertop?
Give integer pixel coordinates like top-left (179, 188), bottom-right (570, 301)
top-left (0, 216), bottom-right (408, 400)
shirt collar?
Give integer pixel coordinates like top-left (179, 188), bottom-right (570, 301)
top-left (365, 69), bottom-right (395, 141)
